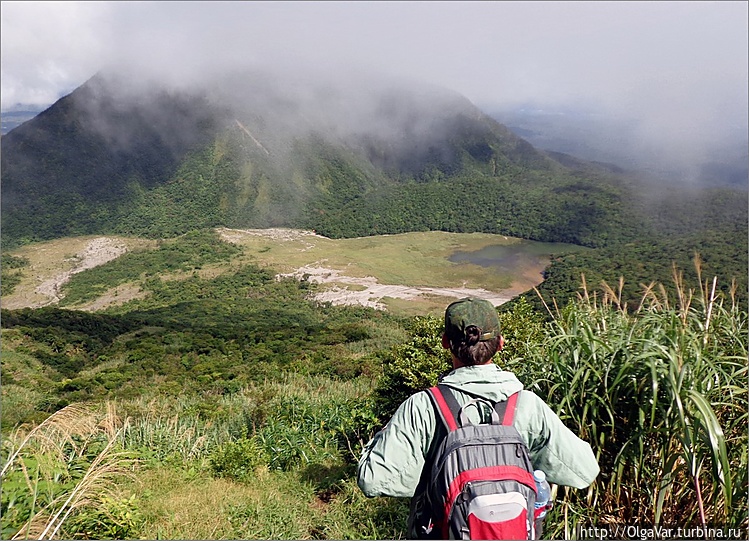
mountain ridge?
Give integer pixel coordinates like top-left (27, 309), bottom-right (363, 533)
top-left (1, 68), bottom-right (746, 309)
top-left (0, 69), bottom-right (593, 246)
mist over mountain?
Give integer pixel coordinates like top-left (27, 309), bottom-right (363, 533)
top-left (1, 67), bottom-right (561, 244)
top-left (1, 65), bottom-right (746, 309)
top-left (489, 105), bottom-right (749, 189)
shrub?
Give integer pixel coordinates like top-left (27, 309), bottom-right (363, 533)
top-left (64, 494), bottom-right (143, 540)
top-left (372, 315), bottom-right (451, 421)
top-left (209, 437), bottom-right (269, 482)
top-left (0, 403), bottom-right (138, 540)
top-left (1, 254), bottom-right (29, 296)
top-left (319, 478), bottom-right (410, 540)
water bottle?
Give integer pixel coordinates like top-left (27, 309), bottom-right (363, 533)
top-left (533, 470), bottom-right (551, 539)
top-left (534, 470), bottom-right (550, 516)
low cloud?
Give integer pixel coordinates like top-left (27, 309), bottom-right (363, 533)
top-left (2, 1), bottom-right (746, 181)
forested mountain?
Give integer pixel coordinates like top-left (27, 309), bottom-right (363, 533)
top-left (0, 69), bottom-right (618, 245)
top-left (1, 68), bottom-right (746, 307)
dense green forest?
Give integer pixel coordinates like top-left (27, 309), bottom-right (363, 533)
top-left (1, 230), bottom-right (746, 539)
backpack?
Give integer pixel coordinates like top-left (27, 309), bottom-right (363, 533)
top-left (413, 384), bottom-right (538, 540)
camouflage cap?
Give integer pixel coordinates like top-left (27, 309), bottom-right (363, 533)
top-left (444, 297), bottom-right (500, 343)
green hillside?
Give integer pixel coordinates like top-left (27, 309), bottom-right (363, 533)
top-left (1, 71), bottom-right (600, 247)
top-left (1, 228), bottom-right (745, 538)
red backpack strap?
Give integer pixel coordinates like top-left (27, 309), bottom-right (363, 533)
top-left (496, 391), bottom-right (520, 426)
top-left (427, 385), bottom-right (460, 432)
top-left (502, 391), bottom-right (520, 426)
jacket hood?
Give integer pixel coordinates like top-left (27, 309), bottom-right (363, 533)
top-left (439, 362), bottom-right (524, 402)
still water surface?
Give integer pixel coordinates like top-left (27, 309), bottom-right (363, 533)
top-left (449, 240), bottom-right (586, 274)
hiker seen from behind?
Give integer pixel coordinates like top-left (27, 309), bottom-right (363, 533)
top-left (357, 297), bottom-right (600, 539)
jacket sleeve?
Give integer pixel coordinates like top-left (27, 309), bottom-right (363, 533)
top-left (515, 390), bottom-right (600, 489)
top-left (357, 392), bottom-right (436, 498)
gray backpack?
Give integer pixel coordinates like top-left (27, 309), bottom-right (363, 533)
top-left (414, 384), bottom-right (538, 540)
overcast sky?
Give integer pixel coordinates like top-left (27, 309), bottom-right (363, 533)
top-left (2, 1), bottom-right (747, 163)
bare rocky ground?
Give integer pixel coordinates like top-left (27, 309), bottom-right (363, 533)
top-left (2, 237), bottom-right (139, 310)
top-left (221, 228), bottom-right (517, 309)
top-left (33, 237), bottom-right (129, 305)
top-left (277, 264), bottom-right (512, 309)
top-left (6, 229), bottom-right (525, 311)
top-left (218, 227), bottom-right (325, 251)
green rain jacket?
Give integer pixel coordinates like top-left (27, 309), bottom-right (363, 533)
top-left (357, 363), bottom-right (600, 499)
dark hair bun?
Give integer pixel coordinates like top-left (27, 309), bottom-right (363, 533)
top-left (464, 325), bottom-right (481, 346)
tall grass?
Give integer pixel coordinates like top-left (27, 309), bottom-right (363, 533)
top-left (110, 374), bottom-right (392, 539)
top-left (2, 374), bottom-right (388, 539)
top-left (529, 260), bottom-right (747, 536)
top-left (115, 373), bottom-right (376, 466)
top-left (1, 403), bottom-right (138, 539)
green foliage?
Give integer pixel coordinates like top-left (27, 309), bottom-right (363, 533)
top-left (373, 315), bottom-right (452, 421)
top-left (251, 393), bottom-right (381, 472)
top-left (2, 76), bottom-right (736, 253)
top-left (225, 500), bottom-right (309, 539)
top-left (6, 261), bottom-right (747, 540)
top-left (112, 144), bottom-right (240, 239)
top-left (529, 231), bottom-right (748, 314)
top-left (2, 75), bottom-right (746, 318)
top-left (209, 437), bottom-right (269, 482)
top-left (1, 404), bottom-right (139, 540)
top-left (1, 383), bottom-right (52, 429)
top-left (1, 80), bottom-right (219, 247)
top-left (1, 253), bottom-right (29, 295)
top-left (64, 494), bottom-right (143, 540)
top-left (0, 307), bottom-right (137, 384)
top-left (1, 231), bottom-right (402, 422)
top-left (1, 454), bottom-right (74, 539)
top-left (305, 170), bottom-right (635, 248)
top-left (319, 478), bottom-right (411, 540)
top-left (528, 277), bottom-right (748, 534)
top-left (366, 272), bottom-right (747, 533)
top-left (497, 296), bottom-right (546, 364)
top-left (59, 229), bottom-right (242, 305)
top-left (105, 376), bottom-right (397, 538)
top-left (121, 412), bottom-right (219, 466)
top-left (5, 260), bottom-right (746, 537)
top-left (1, 254), bottom-right (30, 269)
